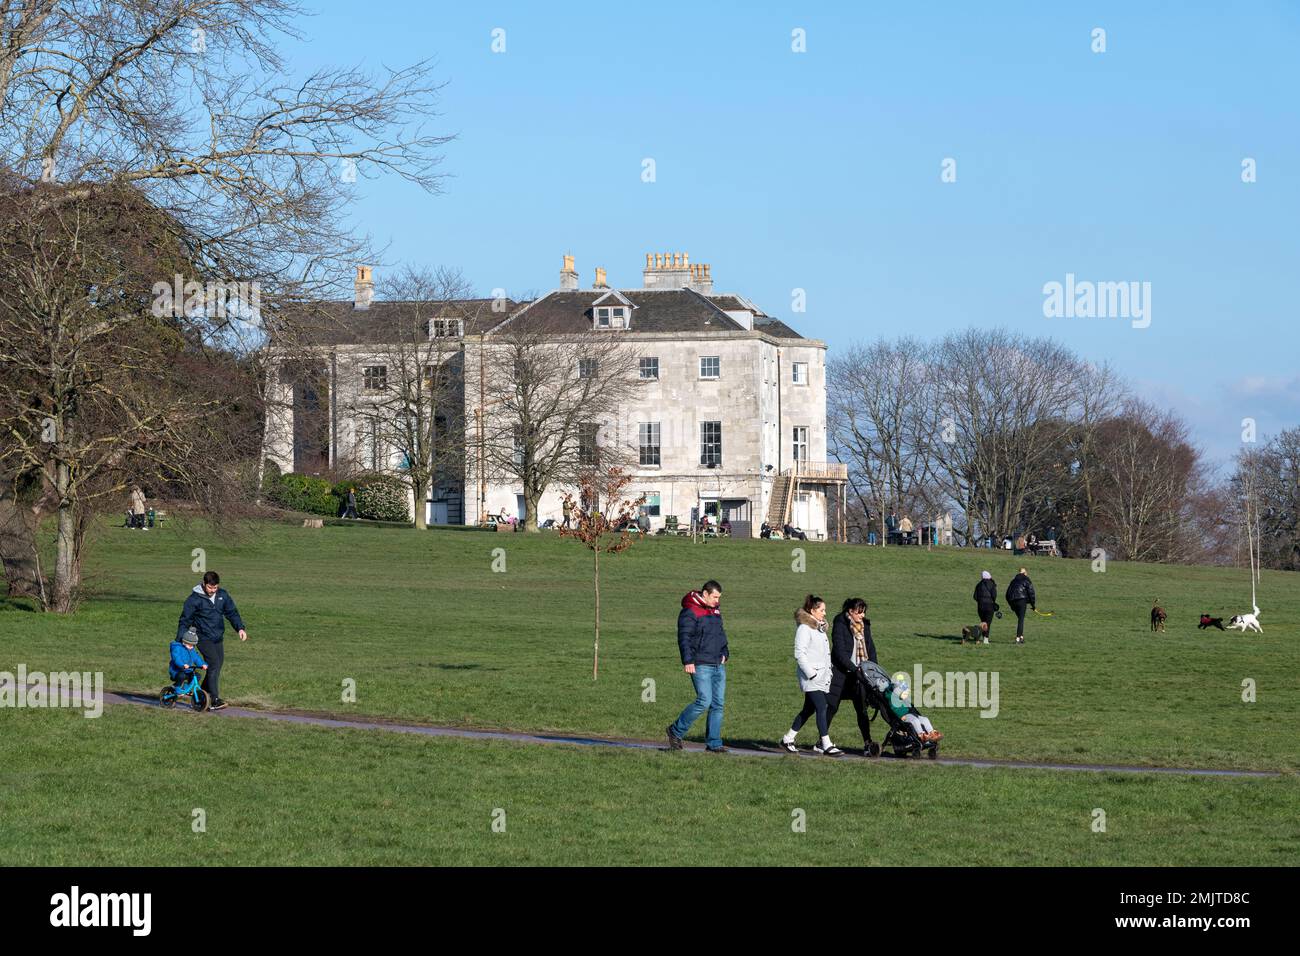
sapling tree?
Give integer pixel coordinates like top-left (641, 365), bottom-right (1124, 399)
top-left (558, 466), bottom-right (645, 681)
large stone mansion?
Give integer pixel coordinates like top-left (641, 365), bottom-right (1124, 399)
top-left (262, 252), bottom-right (846, 538)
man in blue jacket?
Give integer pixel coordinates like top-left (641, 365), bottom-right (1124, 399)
top-left (177, 570), bottom-right (248, 711)
top-left (667, 580), bottom-right (729, 753)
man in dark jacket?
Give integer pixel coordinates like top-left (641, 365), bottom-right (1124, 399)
top-left (826, 597), bottom-right (877, 754)
top-left (1006, 567), bottom-right (1037, 645)
top-left (177, 570), bottom-right (248, 711)
top-left (973, 571), bottom-right (998, 643)
top-left (667, 580), bottom-right (728, 753)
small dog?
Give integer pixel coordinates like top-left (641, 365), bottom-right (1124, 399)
top-left (1198, 614), bottom-right (1226, 631)
top-left (1226, 605), bottom-right (1263, 633)
top-left (1150, 602), bottom-right (1167, 632)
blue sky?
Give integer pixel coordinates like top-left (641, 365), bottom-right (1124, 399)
top-left (295, 0), bottom-right (1299, 470)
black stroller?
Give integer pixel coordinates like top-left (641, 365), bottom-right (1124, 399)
top-left (856, 660), bottom-right (940, 760)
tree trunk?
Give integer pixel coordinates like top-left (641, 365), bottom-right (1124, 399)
top-left (524, 489), bottom-right (540, 532)
top-left (52, 462), bottom-right (79, 613)
top-left (413, 477), bottom-right (428, 530)
top-left (592, 546), bottom-right (600, 680)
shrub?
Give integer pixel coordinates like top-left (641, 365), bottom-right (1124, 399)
top-left (355, 474), bottom-right (410, 523)
top-left (267, 473), bottom-right (337, 516)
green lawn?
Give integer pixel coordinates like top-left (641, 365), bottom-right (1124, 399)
top-left (2, 517), bottom-right (1298, 865)
top-left (3, 707), bottom-right (1297, 866)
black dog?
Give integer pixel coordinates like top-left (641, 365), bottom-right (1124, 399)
top-left (1198, 614), bottom-right (1225, 631)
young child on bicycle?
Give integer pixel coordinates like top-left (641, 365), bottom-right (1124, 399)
top-left (169, 627), bottom-right (208, 691)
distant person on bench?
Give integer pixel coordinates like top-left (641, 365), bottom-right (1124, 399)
top-left (783, 522), bottom-right (807, 541)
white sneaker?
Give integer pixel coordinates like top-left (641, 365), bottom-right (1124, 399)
top-left (813, 743), bottom-right (843, 756)
top-left (982, 637), bottom-right (989, 645)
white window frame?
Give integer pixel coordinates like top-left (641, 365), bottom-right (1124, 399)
top-left (578, 358), bottom-right (598, 379)
top-left (595, 307), bottom-right (611, 328)
top-left (792, 426), bottom-right (809, 463)
top-left (792, 362), bottom-right (808, 385)
top-left (639, 422), bottom-right (661, 467)
top-left (639, 356), bottom-right (659, 380)
top-left (700, 421), bottom-right (722, 466)
top-left (363, 366), bottom-right (387, 391)
top-left (699, 356), bottom-right (720, 380)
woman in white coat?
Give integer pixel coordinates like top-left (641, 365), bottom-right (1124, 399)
top-left (779, 594), bottom-right (843, 755)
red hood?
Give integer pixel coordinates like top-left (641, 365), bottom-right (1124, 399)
top-left (682, 591), bottom-right (719, 617)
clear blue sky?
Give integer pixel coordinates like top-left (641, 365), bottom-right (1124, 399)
top-left (295, 0), bottom-right (1300, 470)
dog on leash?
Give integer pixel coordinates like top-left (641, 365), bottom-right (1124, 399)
top-left (1150, 601), bottom-right (1167, 633)
top-left (1198, 614), bottom-right (1226, 631)
top-left (1226, 605), bottom-right (1263, 633)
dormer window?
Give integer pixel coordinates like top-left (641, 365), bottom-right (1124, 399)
top-left (594, 306), bottom-right (628, 329)
top-left (591, 291), bottom-right (634, 330)
top-left (430, 317), bottom-right (464, 338)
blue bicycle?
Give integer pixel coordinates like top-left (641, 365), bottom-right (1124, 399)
top-left (160, 668), bottom-right (210, 712)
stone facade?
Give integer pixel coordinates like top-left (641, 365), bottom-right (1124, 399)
top-left (264, 255), bottom-right (840, 537)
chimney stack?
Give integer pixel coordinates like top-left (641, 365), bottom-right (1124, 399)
top-left (354, 265), bottom-right (374, 310)
top-left (643, 250), bottom-right (711, 291)
top-left (593, 267), bottom-right (608, 289)
top-left (560, 253), bottom-right (578, 291)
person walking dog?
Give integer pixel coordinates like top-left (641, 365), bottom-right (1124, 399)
top-left (973, 570), bottom-right (998, 644)
top-left (779, 594), bottom-right (842, 756)
top-left (667, 580), bottom-right (728, 753)
top-left (825, 597), bottom-right (877, 754)
top-left (1006, 567), bottom-right (1037, 645)
top-left (176, 570), bottom-right (248, 711)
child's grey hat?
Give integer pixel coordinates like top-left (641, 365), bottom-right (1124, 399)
top-left (182, 627), bottom-right (199, 644)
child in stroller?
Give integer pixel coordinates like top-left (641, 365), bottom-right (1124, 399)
top-left (856, 660), bottom-right (942, 758)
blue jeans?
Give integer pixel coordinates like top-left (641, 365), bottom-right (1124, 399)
top-left (671, 664), bottom-right (726, 749)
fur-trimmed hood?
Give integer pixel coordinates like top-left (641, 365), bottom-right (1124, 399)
top-left (794, 608), bottom-right (827, 632)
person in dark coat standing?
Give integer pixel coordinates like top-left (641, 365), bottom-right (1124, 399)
top-left (177, 570), bottom-right (248, 711)
top-left (667, 580), bottom-right (729, 753)
top-left (825, 597), bottom-right (878, 754)
top-left (973, 570), bottom-right (998, 644)
top-left (1006, 567), bottom-right (1037, 645)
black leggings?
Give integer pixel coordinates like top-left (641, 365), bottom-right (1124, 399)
top-left (791, 690), bottom-right (830, 737)
top-left (1010, 600), bottom-right (1028, 637)
top-left (826, 672), bottom-right (874, 744)
top-left (977, 603), bottom-right (996, 638)
top-left (197, 639), bottom-right (225, 699)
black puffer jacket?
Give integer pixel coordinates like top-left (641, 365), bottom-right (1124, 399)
top-left (973, 578), bottom-right (998, 608)
top-left (1006, 573), bottom-right (1036, 607)
top-left (830, 612), bottom-right (877, 673)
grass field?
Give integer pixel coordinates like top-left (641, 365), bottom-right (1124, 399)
top-left (3, 517), bottom-right (1298, 865)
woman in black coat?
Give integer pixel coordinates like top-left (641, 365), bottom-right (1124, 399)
top-left (973, 571), bottom-right (998, 643)
top-left (1006, 567), bottom-right (1037, 644)
top-left (825, 597), bottom-right (878, 755)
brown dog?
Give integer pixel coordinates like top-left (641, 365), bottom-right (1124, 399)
top-left (1151, 602), bottom-right (1167, 632)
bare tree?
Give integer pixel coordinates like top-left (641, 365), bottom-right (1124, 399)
top-left (829, 337), bottom-right (942, 544)
top-left (335, 266), bottom-right (479, 528)
top-left (0, 184), bottom-right (236, 609)
top-left (559, 467), bottom-right (645, 680)
top-left (930, 329), bottom-right (1079, 544)
top-left (1090, 399), bottom-right (1199, 563)
top-left (0, 1), bottom-right (450, 607)
top-left (469, 327), bottom-right (638, 531)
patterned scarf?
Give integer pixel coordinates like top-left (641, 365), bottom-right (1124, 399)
top-left (850, 618), bottom-right (868, 664)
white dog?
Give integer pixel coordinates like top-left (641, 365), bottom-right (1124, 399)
top-left (1227, 605), bottom-right (1263, 633)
